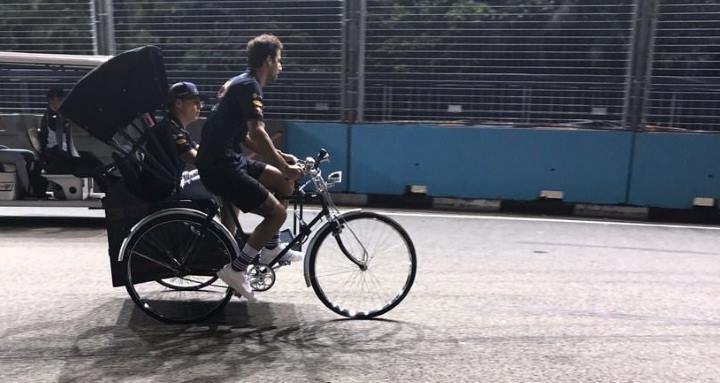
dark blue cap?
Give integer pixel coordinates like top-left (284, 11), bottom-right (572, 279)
top-left (169, 82), bottom-right (200, 100)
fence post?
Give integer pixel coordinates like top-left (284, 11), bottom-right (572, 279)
top-left (623, 0), bottom-right (659, 203)
top-left (343, 0), bottom-right (366, 122)
top-left (91, 0), bottom-right (116, 55)
top-left (623, 0), bottom-right (658, 130)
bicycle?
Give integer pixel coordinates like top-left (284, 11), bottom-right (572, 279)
top-left (55, 45), bottom-right (417, 323)
top-left (118, 148), bottom-right (417, 323)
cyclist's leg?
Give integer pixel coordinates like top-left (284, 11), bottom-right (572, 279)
top-left (208, 169), bottom-right (278, 300)
top-left (214, 166), bottom-right (283, 263)
top-left (220, 198), bottom-right (240, 236)
top-left (246, 193), bottom-right (287, 250)
top-left (251, 161), bottom-right (303, 262)
top-left (256, 164), bottom-right (294, 208)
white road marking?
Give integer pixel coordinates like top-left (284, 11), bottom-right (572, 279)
top-left (303, 208), bottom-right (720, 231)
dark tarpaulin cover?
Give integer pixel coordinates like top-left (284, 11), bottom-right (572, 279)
top-left (59, 45), bottom-right (168, 142)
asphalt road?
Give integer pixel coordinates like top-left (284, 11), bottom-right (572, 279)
top-left (1, 207), bottom-right (720, 382)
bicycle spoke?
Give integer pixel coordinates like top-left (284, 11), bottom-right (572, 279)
top-left (310, 212), bottom-right (416, 318)
top-left (141, 232), bottom-right (182, 268)
top-left (134, 250), bottom-right (181, 273)
top-left (126, 215), bottom-right (234, 323)
top-left (312, 267), bottom-right (362, 279)
top-left (367, 242), bottom-right (405, 264)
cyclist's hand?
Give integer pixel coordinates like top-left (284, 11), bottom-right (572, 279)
top-left (280, 151), bottom-right (298, 165)
top-left (282, 163), bottom-right (304, 181)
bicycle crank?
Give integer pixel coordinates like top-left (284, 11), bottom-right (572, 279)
top-left (247, 264), bottom-right (276, 291)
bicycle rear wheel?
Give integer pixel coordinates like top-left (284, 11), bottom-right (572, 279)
top-left (123, 210), bottom-right (234, 323)
top-left (155, 276), bottom-right (219, 291)
top-left (307, 211), bottom-right (416, 318)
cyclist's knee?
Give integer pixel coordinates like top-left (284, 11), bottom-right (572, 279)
top-left (253, 196), bottom-right (286, 222)
top-left (269, 203), bottom-right (287, 222)
top-left (280, 178), bottom-right (293, 197)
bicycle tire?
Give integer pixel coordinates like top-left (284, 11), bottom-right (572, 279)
top-left (307, 211), bottom-right (417, 318)
top-left (155, 275), bottom-right (219, 291)
top-left (123, 210), bottom-right (234, 323)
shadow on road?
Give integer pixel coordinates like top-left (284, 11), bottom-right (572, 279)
top-left (53, 299), bottom-right (425, 382)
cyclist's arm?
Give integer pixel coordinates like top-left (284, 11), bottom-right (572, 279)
top-left (246, 119), bottom-right (286, 168)
top-left (241, 133), bottom-right (259, 153)
top-left (242, 134), bottom-right (294, 163)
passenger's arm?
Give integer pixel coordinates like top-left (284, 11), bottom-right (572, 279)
top-left (179, 149), bottom-right (197, 164)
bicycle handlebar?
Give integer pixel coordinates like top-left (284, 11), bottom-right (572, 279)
top-left (298, 148), bottom-right (329, 173)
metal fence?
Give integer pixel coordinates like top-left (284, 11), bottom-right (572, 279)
top-left (363, 0), bottom-right (634, 126)
top-left (0, 0), bottom-right (718, 130)
top-left (647, 1), bottom-right (720, 131)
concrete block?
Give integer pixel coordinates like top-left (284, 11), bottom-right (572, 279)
top-left (432, 197), bottom-right (501, 212)
top-left (330, 193), bottom-right (368, 206)
top-left (574, 204), bottom-right (648, 220)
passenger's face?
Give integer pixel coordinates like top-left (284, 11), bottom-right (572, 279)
top-left (48, 97), bottom-right (62, 111)
top-left (174, 97), bottom-right (202, 123)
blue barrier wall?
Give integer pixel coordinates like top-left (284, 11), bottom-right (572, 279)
top-left (288, 122), bottom-right (634, 204)
top-left (4, 116), bottom-right (718, 208)
top-left (627, 132), bottom-right (720, 208)
top-left (349, 124), bottom-right (633, 204)
top-left (285, 122), bottom-right (349, 192)
top-left (286, 122), bottom-right (720, 209)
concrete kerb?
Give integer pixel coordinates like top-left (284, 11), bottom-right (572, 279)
top-left (334, 194), bottom-right (653, 221)
top-left (6, 194), bottom-right (716, 224)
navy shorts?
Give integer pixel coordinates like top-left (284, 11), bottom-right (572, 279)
top-left (198, 159), bottom-right (268, 212)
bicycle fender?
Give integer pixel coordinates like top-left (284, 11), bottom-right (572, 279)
top-left (117, 207), bottom-right (239, 262)
top-left (303, 208), bottom-right (363, 287)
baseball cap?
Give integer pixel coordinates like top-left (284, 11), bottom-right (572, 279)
top-left (168, 81), bottom-right (200, 100)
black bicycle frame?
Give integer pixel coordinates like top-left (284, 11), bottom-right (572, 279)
top-left (262, 191), bottom-right (330, 267)
top-left (174, 177), bottom-right (364, 271)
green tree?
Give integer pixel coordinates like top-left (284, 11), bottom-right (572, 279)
top-left (0, 0), bottom-right (94, 54)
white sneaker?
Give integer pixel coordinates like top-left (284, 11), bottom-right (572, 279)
top-left (217, 264), bottom-right (256, 301)
top-left (260, 242), bottom-right (304, 265)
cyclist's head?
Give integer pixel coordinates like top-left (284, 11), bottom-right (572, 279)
top-left (168, 82), bottom-right (202, 123)
top-left (247, 33), bottom-right (283, 71)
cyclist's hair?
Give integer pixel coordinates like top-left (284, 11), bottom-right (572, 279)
top-left (247, 33), bottom-right (283, 69)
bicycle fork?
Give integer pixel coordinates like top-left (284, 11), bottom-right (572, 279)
top-left (331, 220), bottom-right (368, 271)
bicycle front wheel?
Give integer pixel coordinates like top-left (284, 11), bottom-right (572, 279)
top-left (123, 210), bottom-right (234, 323)
top-left (307, 211), bottom-right (417, 318)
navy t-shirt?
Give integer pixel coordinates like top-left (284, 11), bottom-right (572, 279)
top-left (197, 69), bottom-right (264, 171)
top-left (157, 116), bottom-right (199, 161)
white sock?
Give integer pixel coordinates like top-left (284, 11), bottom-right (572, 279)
top-left (231, 243), bottom-right (259, 271)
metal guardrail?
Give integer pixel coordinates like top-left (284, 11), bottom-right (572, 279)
top-left (0, 0), bottom-right (718, 130)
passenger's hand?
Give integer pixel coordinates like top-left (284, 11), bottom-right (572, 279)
top-left (282, 163), bottom-right (304, 181)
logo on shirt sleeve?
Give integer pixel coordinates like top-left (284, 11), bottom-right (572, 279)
top-left (251, 97), bottom-right (263, 117)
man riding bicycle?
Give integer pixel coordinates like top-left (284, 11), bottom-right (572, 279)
top-left (196, 34), bottom-right (303, 300)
